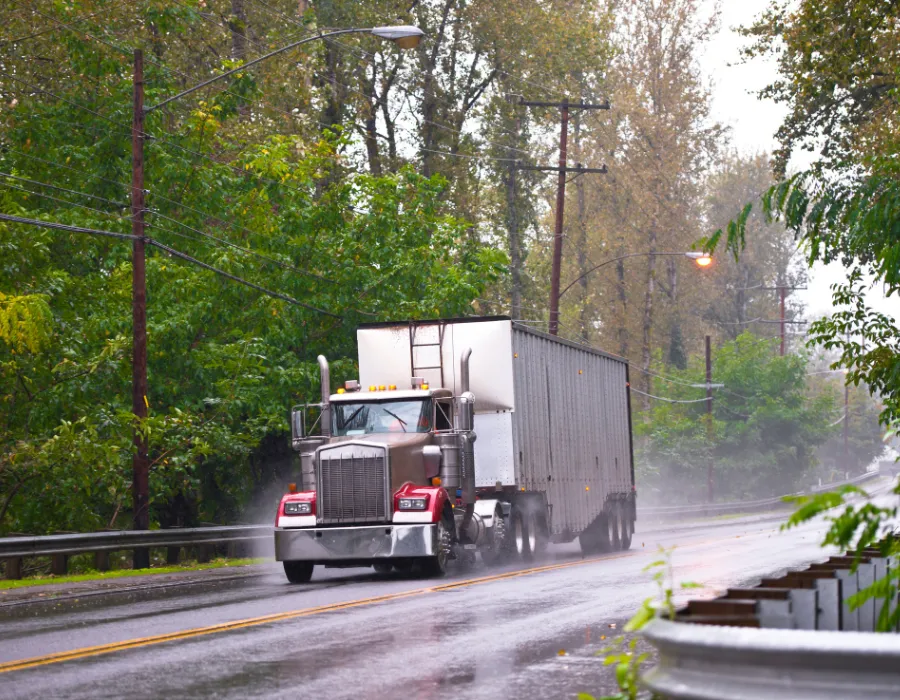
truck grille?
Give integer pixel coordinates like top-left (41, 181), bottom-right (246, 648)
top-left (316, 448), bottom-right (390, 524)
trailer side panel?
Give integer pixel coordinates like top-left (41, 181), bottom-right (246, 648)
top-left (510, 324), bottom-right (632, 536)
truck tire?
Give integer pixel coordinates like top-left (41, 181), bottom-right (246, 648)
top-left (283, 561), bottom-right (314, 583)
top-left (604, 508), bottom-right (620, 552)
top-left (511, 506), bottom-right (535, 561)
top-left (618, 504), bottom-right (633, 551)
top-left (532, 513), bottom-right (549, 556)
top-left (420, 515), bottom-right (453, 577)
top-left (579, 525), bottom-right (603, 555)
top-left (481, 504), bottom-right (507, 566)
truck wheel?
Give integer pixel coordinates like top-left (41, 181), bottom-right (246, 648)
top-left (481, 504), bottom-right (507, 566)
top-left (579, 526), bottom-right (603, 555)
top-left (420, 515), bottom-right (453, 577)
top-left (533, 514), bottom-right (549, 556)
top-left (618, 504), bottom-right (633, 550)
top-left (511, 507), bottom-right (535, 561)
top-left (604, 508), bottom-right (620, 552)
top-left (283, 561), bottom-right (314, 584)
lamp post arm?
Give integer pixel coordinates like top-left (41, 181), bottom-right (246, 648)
top-left (147, 28), bottom-right (371, 112)
top-left (558, 251), bottom-right (693, 299)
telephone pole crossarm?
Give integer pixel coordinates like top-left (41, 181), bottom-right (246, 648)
top-left (513, 164), bottom-right (608, 174)
top-left (519, 99), bottom-right (610, 110)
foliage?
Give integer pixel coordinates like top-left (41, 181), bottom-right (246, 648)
top-left (711, 0), bottom-right (900, 636)
top-left (0, 18), bottom-right (506, 534)
top-left (581, 548), bottom-right (702, 700)
top-left (740, 0), bottom-right (899, 176)
top-left (637, 333), bottom-right (835, 503)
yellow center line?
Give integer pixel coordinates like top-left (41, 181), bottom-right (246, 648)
top-left (0, 550), bottom-right (637, 675)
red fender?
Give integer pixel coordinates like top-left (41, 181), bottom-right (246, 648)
top-left (393, 482), bottom-right (449, 524)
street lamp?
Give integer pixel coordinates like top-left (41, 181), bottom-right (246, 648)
top-left (128, 25), bottom-right (424, 565)
top-left (556, 250), bottom-right (713, 302)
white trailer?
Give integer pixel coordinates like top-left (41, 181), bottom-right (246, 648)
top-left (356, 316), bottom-right (636, 550)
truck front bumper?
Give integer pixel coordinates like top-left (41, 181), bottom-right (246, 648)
top-left (274, 523), bottom-right (438, 562)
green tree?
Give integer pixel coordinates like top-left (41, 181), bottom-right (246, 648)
top-left (637, 333), bottom-right (834, 503)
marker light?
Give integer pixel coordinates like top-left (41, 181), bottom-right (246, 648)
top-left (431, 477), bottom-right (442, 487)
top-left (288, 483), bottom-right (297, 494)
top-left (336, 387), bottom-right (345, 394)
top-left (379, 385), bottom-right (386, 391)
top-left (389, 384), bottom-right (397, 390)
top-left (421, 383), bottom-right (429, 390)
top-left (369, 385), bottom-right (377, 392)
top-left (398, 497), bottom-right (428, 511)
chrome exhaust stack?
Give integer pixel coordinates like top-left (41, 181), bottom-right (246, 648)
top-left (317, 354), bottom-right (331, 438)
top-left (457, 348), bottom-right (478, 542)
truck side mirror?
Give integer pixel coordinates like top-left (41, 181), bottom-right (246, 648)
top-left (291, 407), bottom-right (305, 440)
top-left (423, 445), bottom-right (442, 479)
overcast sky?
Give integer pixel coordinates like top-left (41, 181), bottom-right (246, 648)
top-left (697, 0), bottom-right (898, 324)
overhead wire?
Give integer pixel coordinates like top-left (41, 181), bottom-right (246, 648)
top-left (0, 212), bottom-right (340, 317)
top-left (630, 388), bottom-right (713, 404)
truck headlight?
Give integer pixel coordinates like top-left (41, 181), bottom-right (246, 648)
top-left (398, 497), bottom-right (428, 511)
top-left (284, 501), bottom-right (312, 515)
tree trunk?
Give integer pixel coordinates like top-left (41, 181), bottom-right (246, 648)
top-left (229, 0), bottom-right (249, 121)
top-left (641, 227), bottom-right (658, 402)
top-left (361, 63), bottom-right (382, 175)
top-left (616, 253), bottom-right (628, 358)
top-left (574, 113), bottom-right (589, 340)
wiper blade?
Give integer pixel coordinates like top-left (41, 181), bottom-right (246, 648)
top-left (382, 409), bottom-right (408, 432)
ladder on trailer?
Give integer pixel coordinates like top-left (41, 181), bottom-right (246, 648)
top-left (408, 321), bottom-right (446, 388)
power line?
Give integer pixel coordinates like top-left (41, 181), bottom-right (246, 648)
top-left (630, 387), bottom-right (713, 404)
top-left (0, 212), bottom-right (340, 317)
top-left (0, 171), bottom-right (128, 209)
top-left (0, 212), bottom-right (136, 241)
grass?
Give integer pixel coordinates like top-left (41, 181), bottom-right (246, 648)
top-left (0, 557), bottom-right (267, 590)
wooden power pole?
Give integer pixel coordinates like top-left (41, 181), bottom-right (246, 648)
top-left (517, 98), bottom-right (609, 335)
top-left (131, 50), bottom-right (150, 568)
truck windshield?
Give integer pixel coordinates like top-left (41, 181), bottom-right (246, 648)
top-left (332, 399), bottom-right (432, 436)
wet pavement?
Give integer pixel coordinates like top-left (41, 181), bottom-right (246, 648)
top-left (0, 515), bottom-right (835, 699)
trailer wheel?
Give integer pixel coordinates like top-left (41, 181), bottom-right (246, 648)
top-left (618, 504), bottom-right (633, 550)
top-left (532, 513), bottom-right (549, 556)
top-left (579, 525), bottom-right (603, 555)
top-left (604, 508), bottom-right (621, 552)
top-left (481, 504), bottom-right (507, 566)
top-left (420, 515), bottom-right (453, 577)
top-left (283, 561), bottom-right (314, 584)
top-left (511, 507), bottom-right (535, 560)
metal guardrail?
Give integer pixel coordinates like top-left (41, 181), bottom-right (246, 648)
top-left (638, 470), bottom-right (884, 522)
top-left (0, 525), bottom-right (273, 579)
top-left (642, 617), bottom-right (900, 699)
top-left (0, 525), bottom-right (272, 559)
top-left (641, 536), bottom-right (900, 698)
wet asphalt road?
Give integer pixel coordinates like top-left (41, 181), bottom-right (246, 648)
top-left (0, 515), bottom-right (834, 699)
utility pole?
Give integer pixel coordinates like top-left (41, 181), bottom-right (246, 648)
top-left (706, 334), bottom-right (714, 503)
top-left (779, 285), bottom-right (786, 356)
top-left (131, 49), bottom-right (150, 568)
top-left (505, 94), bottom-right (522, 318)
top-left (844, 331), bottom-right (850, 472)
top-left (518, 98), bottom-right (610, 335)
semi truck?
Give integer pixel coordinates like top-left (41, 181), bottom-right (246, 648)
top-left (274, 316), bottom-right (635, 583)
